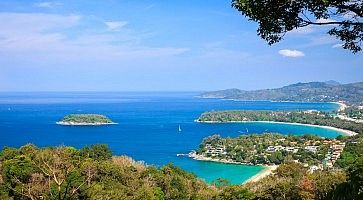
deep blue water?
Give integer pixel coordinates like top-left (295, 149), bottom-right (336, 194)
top-left (0, 92), bottom-right (341, 184)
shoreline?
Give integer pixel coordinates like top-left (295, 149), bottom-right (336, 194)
top-left (244, 165), bottom-right (278, 183)
top-left (56, 121), bottom-right (118, 126)
top-left (189, 153), bottom-right (254, 165)
top-left (186, 153), bottom-right (278, 184)
top-left (196, 120), bottom-right (358, 136)
top-left (199, 97), bottom-right (344, 106)
top-left (330, 101), bottom-right (347, 112)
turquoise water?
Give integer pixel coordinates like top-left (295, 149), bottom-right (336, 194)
top-left (0, 92), bottom-right (341, 184)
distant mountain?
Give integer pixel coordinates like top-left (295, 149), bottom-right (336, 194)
top-left (324, 80), bottom-right (341, 86)
top-left (200, 81), bottom-right (363, 104)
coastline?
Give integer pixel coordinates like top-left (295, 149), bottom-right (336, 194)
top-left (333, 102), bottom-right (363, 123)
top-left (189, 153), bottom-right (252, 165)
top-left (186, 152), bottom-right (278, 184)
top-left (199, 97), bottom-right (344, 105)
top-left (330, 101), bottom-right (347, 112)
top-left (196, 120), bottom-right (358, 136)
top-left (244, 165), bottom-right (278, 184)
top-left (56, 121), bottom-right (118, 126)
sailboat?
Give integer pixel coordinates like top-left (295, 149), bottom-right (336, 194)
top-left (178, 125), bottom-right (182, 132)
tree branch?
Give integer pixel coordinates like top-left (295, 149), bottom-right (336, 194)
top-left (301, 20), bottom-right (363, 26)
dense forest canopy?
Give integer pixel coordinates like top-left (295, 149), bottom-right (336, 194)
top-left (1, 142), bottom-right (362, 199)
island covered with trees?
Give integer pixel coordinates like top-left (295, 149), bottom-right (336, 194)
top-left (197, 110), bottom-right (363, 135)
top-left (57, 114), bottom-right (116, 126)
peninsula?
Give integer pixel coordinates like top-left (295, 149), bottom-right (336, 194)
top-left (191, 134), bottom-right (346, 167)
top-left (196, 110), bottom-right (361, 135)
top-left (189, 133), bottom-right (362, 183)
top-left (57, 114), bottom-right (117, 126)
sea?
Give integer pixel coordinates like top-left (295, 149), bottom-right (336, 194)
top-left (0, 92), bottom-right (341, 184)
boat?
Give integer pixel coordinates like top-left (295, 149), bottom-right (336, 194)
top-left (178, 125), bottom-right (182, 132)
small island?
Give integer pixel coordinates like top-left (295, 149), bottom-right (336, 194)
top-left (57, 114), bottom-right (117, 126)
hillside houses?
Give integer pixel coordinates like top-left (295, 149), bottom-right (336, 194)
top-left (196, 133), bottom-right (348, 170)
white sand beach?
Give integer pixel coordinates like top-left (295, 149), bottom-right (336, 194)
top-left (198, 120), bottom-right (358, 136)
top-left (331, 101), bottom-right (348, 112)
top-left (56, 121), bottom-right (118, 126)
top-left (244, 165), bottom-right (278, 183)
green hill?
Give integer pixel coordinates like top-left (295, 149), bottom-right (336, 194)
top-left (200, 81), bottom-right (363, 104)
top-left (57, 114), bottom-right (115, 125)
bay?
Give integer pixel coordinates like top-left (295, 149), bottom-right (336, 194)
top-left (0, 92), bottom-right (341, 184)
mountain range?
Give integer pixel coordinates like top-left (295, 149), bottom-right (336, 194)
top-left (200, 81), bottom-right (363, 104)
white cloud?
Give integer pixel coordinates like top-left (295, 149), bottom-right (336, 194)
top-left (278, 49), bottom-right (305, 57)
top-left (105, 21), bottom-right (128, 31)
top-left (332, 43), bottom-right (343, 48)
top-left (34, 1), bottom-right (63, 8)
top-left (0, 12), bottom-right (188, 63)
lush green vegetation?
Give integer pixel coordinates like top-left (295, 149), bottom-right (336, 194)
top-left (340, 106), bottom-right (363, 120)
top-left (197, 110), bottom-right (363, 134)
top-left (200, 81), bottom-right (363, 104)
top-left (196, 133), bottom-right (342, 166)
top-left (336, 134), bottom-right (363, 169)
top-left (1, 143), bottom-right (362, 199)
top-left (246, 145), bottom-right (363, 200)
top-left (0, 144), bottom-right (257, 200)
top-left (59, 114), bottom-right (114, 124)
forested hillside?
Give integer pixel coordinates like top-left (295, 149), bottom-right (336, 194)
top-left (200, 81), bottom-right (363, 104)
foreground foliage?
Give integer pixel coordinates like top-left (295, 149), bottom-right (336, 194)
top-left (245, 157), bottom-right (363, 200)
top-left (0, 144), bottom-right (208, 199)
top-left (231, 0), bottom-right (363, 53)
top-left (1, 143), bottom-right (362, 199)
top-left (0, 144), bottom-right (253, 200)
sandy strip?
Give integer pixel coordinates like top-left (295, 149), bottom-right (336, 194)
top-left (198, 120), bottom-right (358, 136)
top-left (56, 122), bottom-right (118, 126)
top-left (330, 101), bottom-right (347, 112)
top-left (244, 165), bottom-right (278, 184)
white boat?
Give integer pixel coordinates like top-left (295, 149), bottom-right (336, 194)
top-left (178, 125), bottom-right (182, 132)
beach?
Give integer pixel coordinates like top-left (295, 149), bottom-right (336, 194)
top-left (188, 152), bottom-right (248, 165)
top-left (332, 101), bottom-right (347, 112)
top-left (334, 102), bottom-right (363, 124)
top-left (244, 165), bottom-right (278, 183)
top-left (188, 152), bottom-right (279, 184)
top-left (56, 121), bottom-right (118, 126)
top-left (0, 93), bottom-right (344, 185)
top-left (197, 120), bottom-right (358, 137)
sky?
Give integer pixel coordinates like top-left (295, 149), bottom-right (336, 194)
top-left (0, 0), bottom-right (362, 92)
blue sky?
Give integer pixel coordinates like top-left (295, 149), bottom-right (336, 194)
top-left (0, 0), bottom-right (362, 91)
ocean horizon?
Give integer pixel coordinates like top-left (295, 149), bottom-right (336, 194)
top-left (0, 92), bottom-right (342, 184)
